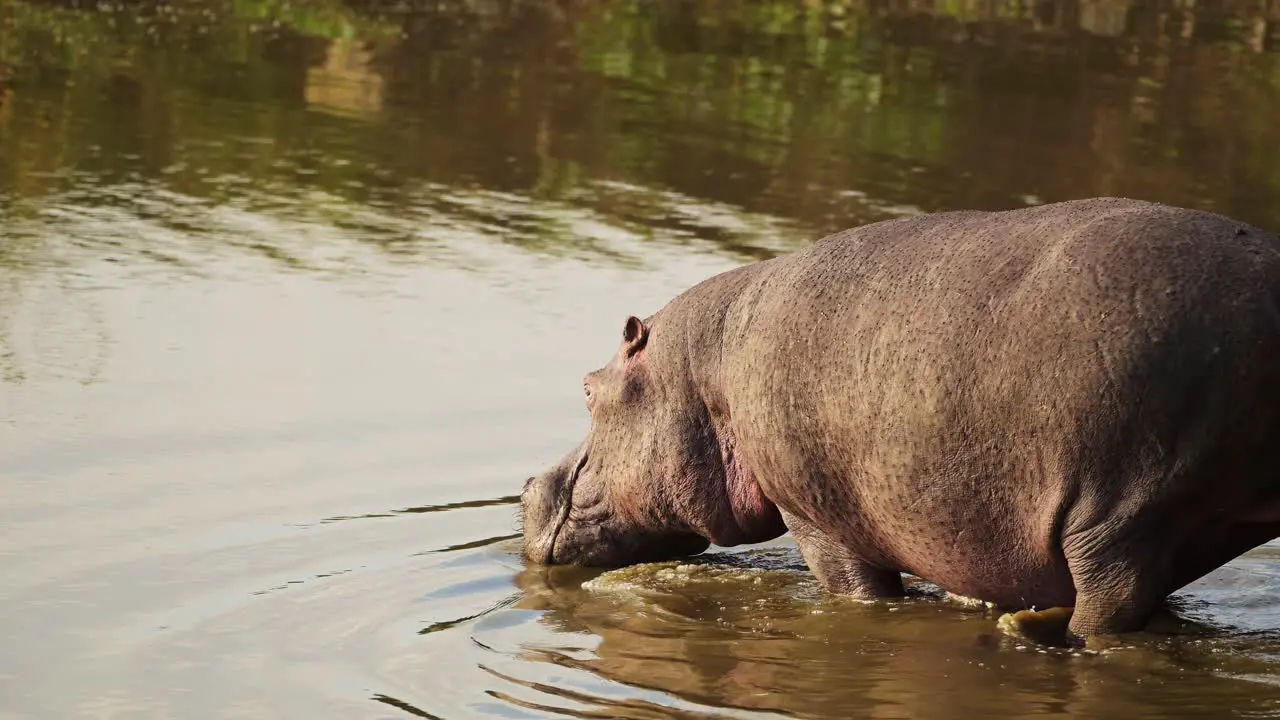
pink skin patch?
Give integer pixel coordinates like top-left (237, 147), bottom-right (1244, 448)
top-left (718, 428), bottom-right (783, 545)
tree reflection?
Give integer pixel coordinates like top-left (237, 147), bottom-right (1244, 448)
top-left (0, 0), bottom-right (1277, 269)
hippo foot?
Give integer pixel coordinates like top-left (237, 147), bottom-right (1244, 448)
top-left (996, 606), bottom-right (1081, 648)
top-left (998, 603), bottom-right (1202, 650)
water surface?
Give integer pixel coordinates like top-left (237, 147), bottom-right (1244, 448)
top-left (2, 0), bottom-right (1279, 717)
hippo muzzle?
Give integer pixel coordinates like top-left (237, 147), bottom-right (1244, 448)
top-left (520, 439), bottom-right (710, 568)
top-left (520, 444), bottom-right (587, 565)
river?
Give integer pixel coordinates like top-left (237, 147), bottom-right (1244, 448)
top-left (1, 0), bottom-right (1278, 717)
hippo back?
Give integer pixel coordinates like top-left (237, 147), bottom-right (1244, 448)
top-left (719, 197), bottom-right (1280, 605)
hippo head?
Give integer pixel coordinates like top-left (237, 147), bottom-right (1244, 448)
top-left (521, 314), bottom-right (783, 567)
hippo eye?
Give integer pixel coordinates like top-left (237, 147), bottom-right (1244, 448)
top-left (583, 383), bottom-right (593, 406)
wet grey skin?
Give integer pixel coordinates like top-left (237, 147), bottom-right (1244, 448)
top-left (520, 197), bottom-right (1280, 645)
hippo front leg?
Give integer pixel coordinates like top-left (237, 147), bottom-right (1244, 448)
top-left (779, 508), bottom-right (905, 599)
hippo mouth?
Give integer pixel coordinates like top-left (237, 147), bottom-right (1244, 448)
top-left (522, 438), bottom-right (713, 568)
top-left (544, 446), bottom-right (590, 564)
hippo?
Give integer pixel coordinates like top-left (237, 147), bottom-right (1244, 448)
top-left (519, 197), bottom-right (1280, 644)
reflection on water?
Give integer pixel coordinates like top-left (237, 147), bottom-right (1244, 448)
top-left (385, 544), bottom-right (1280, 719)
top-left (490, 551), bottom-right (1280, 719)
top-left (4, 0), bottom-right (1280, 259)
top-left (1, 0), bottom-right (1279, 718)
top-left (306, 37), bottom-right (385, 120)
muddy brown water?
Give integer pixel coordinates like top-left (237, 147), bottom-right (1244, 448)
top-left (2, 0), bottom-right (1279, 717)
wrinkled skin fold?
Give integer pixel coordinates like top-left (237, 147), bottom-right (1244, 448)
top-left (520, 197), bottom-right (1280, 644)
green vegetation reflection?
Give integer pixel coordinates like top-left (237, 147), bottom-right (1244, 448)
top-left (1, 0), bottom-right (1278, 274)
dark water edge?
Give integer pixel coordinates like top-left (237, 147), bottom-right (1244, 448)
top-left (2, 1), bottom-right (1280, 719)
top-left (2, 0), bottom-right (1279, 275)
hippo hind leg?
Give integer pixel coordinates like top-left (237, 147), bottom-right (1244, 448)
top-left (1059, 514), bottom-right (1182, 643)
top-left (1061, 510), bottom-right (1280, 644)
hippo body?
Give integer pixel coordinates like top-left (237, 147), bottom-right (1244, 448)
top-left (521, 197), bottom-right (1280, 641)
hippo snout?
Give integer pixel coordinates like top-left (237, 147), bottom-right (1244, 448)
top-left (520, 450), bottom-right (580, 564)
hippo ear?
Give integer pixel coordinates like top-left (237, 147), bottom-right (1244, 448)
top-left (622, 316), bottom-right (649, 358)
